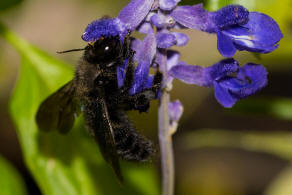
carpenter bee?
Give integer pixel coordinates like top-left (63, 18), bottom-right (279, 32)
top-left (36, 23), bottom-right (162, 182)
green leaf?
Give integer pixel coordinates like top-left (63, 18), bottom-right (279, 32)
top-left (182, 129), bottom-right (292, 161)
top-left (0, 23), bottom-right (159, 195)
top-left (0, 155), bottom-right (28, 195)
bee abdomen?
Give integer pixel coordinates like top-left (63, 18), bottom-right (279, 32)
top-left (114, 126), bottom-right (153, 162)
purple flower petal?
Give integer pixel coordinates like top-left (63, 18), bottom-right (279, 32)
top-left (82, 18), bottom-right (121, 42)
top-left (130, 61), bottom-right (148, 94)
top-left (169, 100), bottom-right (183, 123)
top-left (221, 63), bottom-right (268, 98)
top-left (150, 14), bottom-right (165, 28)
top-left (172, 32), bottom-right (189, 46)
top-left (145, 75), bottom-right (154, 88)
top-left (205, 58), bottom-right (239, 81)
top-left (210, 5), bottom-right (249, 29)
top-left (150, 13), bottom-right (176, 28)
top-left (164, 50), bottom-right (180, 86)
top-left (169, 63), bottom-right (212, 87)
top-left (171, 4), bottom-right (216, 32)
top-left (170, 58), bottom-right (268, 108)
top-left (156, 32), bottom-right (177, 48)
top-left (159, 0), bottom-right (181, 11)
top-left (131, 38), bottom-right (143, 63)
top-left (137, 31), bottom-right (157, 63)
top-left (145, 12), bottom-right (156, 22)
top-left (117, 58), bottom-right (129, 88)
top-left (221, 12), bottom-right (283, 54)
top-left (117, 0), bottom-right (154, 31)
top-left (217, 31), bottom-right (237, 57)
top-left (167, 50), bottom-right (180, 70)
top-left (214, 82), bottom-right (237, 108)
top-left (213, 61), bottom-right (267, 107)
top-left (137, 22), bottom-right (153, 34)
top-left (130, 28), bottom-right (157, 94)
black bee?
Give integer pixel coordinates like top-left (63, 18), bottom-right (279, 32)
top-left (36, 30), bottom-right (162, 182)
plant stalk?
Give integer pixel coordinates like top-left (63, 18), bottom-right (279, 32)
top-left (158, 49), bottom-right (174, 195)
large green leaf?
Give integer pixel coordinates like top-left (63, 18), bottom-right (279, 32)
top-left (0, 155), bottom-right (27, 195)
top-left (0, 23), bottom-right (159, 195)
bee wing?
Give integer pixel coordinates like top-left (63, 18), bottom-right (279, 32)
top-left (91, 98), bottom-right (123, 182)
top-left (36, 80), bottom-right (81, 133)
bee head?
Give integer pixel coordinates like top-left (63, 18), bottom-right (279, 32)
top-left (84, 36), bottom-right (122, 65)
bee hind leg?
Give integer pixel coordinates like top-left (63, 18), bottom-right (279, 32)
top-left (112, 111), bottom-right (153, 161)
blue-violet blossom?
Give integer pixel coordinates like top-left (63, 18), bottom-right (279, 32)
top-left (81, 0), bottom-right (282, 119)
top-left (169, 58), bottom-right (268, 108)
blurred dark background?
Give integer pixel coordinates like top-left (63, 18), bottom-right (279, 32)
top-left (1, 0), bottom-right (292, 195)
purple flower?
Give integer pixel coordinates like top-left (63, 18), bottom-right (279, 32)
top-left (169, 100), bottom-right (183, 120)
top-left (156, 31), bottom-right (189, 49)
top-left (170, 4), bottom-right (214, 31)
top-left (156, 31), bottom-right (177, 49)
top-left (82, 0), bottom-right (154, 42)
top-left (169, 100), bottom-right (183, 133)
top-left (159, 0), bottom-right (181, 11)
top-left (82, 18), bottom-right (122, 42)
top-left (129, 27), bottom-right (157, 95)
top-left (210, 5), bottom-right (249, 30)
top-left (170, 4), bottom-right (283, 57)
top-left (117, 0), bottom-right (154, 32)
top-left (169, 58), bottom-right (268, 107)
top-left (117, 58), bottom-right (128, 88)
top-left (218, 12), bottom-right (283, 56)
top-left (150, 13), bottom-right (176, 29)
top-left (81, 0), bottom-right (279, 109)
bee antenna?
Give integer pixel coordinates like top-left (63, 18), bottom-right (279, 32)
top-left (56, 48), bottom-right (86, 54)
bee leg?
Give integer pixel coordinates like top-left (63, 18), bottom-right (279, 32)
top-left (111, 110), bottom-right (153, 161)
top-left (124, 70), bottom-right (163, 112)
top-left (123, 51), bottom-right (135, 89)
top-left (120, 50), bottom-right (135, 94)
top-left (120, 67), bottom-right (163, 112)
top-left (151, 68), bottom-right (163, 95)
top-left (120, 30), bottom-right (133, 59)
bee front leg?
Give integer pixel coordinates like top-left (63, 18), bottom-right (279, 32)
top-left (120, 50), bottom-right (135, 93)
top-left (120, 30), bottom-right (133, 59)
top-left (120, 69), bottom-right (163, 112)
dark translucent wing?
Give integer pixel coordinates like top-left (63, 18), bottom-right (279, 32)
top-left (84, 98), bottom-right (123, 182)
top-left (98, 99), bottom-right (123, 182)
top-left (36, 80), bottom-right (80, 133)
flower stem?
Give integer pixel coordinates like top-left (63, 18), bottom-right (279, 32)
top-left (158, 49), bottom-right (174, 195)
